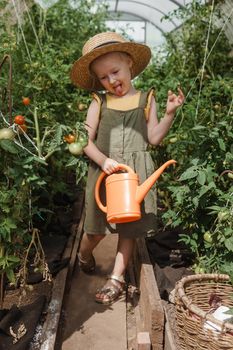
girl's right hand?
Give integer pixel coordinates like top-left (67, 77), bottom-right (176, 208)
top-left (102, 158), bottom-right (119, 175)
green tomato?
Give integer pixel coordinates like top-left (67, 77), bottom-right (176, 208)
top-left (218, 211), bottom-right (229, 222)
top-left (169, 137), bottom-right (178, 144)
top-left (0, 128), bottom-right (15, 140)
top-left (203, 231), bottom-right (212, 243)
top-left (194, 266), bottom-right (205, 274)
top-left (68, 142), bottom-right (83, 156)
top-left (227, 172), bottom-right (233, 180)
top-left (78, 134), bottom-right (88, 147)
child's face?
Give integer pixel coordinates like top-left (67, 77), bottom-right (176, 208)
top-left (91, 52), bottom-right (133, 96)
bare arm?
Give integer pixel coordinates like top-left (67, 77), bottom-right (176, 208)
top-left (147, 88), bottom-right (185, 145)
top-left (83, 99), bottom-right (119, 174)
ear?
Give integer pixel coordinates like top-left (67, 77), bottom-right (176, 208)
top-left (127, 56), bottom-right (133, 69)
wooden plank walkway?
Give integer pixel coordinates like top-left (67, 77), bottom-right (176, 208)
top-left (60, 235), bottom-right (127, 350)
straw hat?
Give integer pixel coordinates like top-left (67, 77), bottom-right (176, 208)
top-left (70, 32), bottom-right (151, 91)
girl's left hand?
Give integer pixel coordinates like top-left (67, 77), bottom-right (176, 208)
top-left (166, 87), bottom-right (185, 116)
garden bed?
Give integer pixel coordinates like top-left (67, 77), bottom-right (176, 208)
top-left (1, 190), bottom-right (84, 350)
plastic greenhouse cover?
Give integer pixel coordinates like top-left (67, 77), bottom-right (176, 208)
top-left (33, 0), bottom-right (204, 46)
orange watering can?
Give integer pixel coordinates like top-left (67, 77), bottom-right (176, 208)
top-left (95, 159), bottom-right (176, 224)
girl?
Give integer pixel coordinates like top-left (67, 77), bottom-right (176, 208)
top-left (70, 32), bottom-right (185, 304)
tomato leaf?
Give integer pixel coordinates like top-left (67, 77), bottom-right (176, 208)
top-left (224, 237), bottom-right (233, 252)
top-left (217, 138), bottom-right (226, 151)
top-left (197, 171), bottom-right (206, 185)
top-left (0, 140), bottom-right (19, 154)
top-left (179, 166), bottom-right (199, 181)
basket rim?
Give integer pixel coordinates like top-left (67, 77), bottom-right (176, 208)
top-left (175, 273), bottom-right (233, 332)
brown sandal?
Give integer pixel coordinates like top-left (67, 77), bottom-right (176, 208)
top-left (78, 253), bottom-right (96, 273)
top-left (95, 275), bottom-right (125, 305)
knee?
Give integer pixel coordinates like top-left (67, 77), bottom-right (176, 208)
top-left (87, 233), bottom-right (105, 242)
top-left (94, 234), bottom-right (105, 242)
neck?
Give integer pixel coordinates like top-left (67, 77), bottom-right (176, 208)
top-left (108, 86), bottom-right (137, 98)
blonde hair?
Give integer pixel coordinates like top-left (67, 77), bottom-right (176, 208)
top-left (89, 51), bottom-right (134, 86)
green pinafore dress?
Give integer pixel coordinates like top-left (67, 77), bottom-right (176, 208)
top-left (84, 90), bottom-right (157, 238)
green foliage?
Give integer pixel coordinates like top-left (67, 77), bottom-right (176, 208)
top-left (136, 0), bottom-right (233, 273)
top-left (0, 0), bottom-right (107, 281)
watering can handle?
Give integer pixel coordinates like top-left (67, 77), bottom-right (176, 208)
top-left (95, 163), bottom-right (134, 213)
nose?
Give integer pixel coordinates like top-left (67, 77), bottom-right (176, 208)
top-left (109, 76), bottom-right (116, 85)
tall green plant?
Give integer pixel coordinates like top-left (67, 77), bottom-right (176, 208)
top-left (136, 0), bottom-right (233, 273)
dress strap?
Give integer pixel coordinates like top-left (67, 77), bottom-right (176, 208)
top-left (144, 88), bottom-right (156, 121)
top-left (92, 92), bottom-right (103, 120)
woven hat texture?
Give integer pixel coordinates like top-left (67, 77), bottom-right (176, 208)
top-left (70, 32), bottom-right (151, 91)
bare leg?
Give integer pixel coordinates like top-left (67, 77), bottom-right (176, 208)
top-left (112, 236), bottom-right (135, 277)
top-left (95, 236), bottom-right (135, 304)
top-left (79, 232), bottom-right (105, 260)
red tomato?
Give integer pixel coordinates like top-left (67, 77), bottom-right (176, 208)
top-left (64, 134), bottom-right (76, 144)
top-left (18, 124), bottom-right (27, 133)
top-left (14, 115), bottom-right (25, 125)
top-left (22, 97), bottom-right (30, 106)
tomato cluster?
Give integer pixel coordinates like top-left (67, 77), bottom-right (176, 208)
top-left (15, 97), bottom-right (31, 132)
top-left (14, 115), bottom-right (27, 133)
top-left (63, 132), bottom-right (88, 156)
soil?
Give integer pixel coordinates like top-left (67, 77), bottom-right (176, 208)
top-left (3, 280), bottom-right (52, 310)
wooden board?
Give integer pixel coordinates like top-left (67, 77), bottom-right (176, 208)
top-left (163, 304), bottom-right (177, 350)
top-left (38, 194), bottom-right (85, 350)
top-left (132, 237), bottom-right (165, 350)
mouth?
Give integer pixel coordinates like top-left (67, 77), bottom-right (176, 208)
top-left (114, 84), bottom-right (123, 96)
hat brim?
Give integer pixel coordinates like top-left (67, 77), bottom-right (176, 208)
top-left (70, 42), bottom-right (151, 91)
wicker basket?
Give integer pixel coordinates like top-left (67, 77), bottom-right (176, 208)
top-left (175, 274), bottom-right (233, 350)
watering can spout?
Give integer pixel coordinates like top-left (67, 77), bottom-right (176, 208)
top-left (136, 159), bottom-right (177, 204)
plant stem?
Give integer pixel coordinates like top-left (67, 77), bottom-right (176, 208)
top-left (33, 107), bottom-right (42, 158)
top-left (44, 149), bottom-right (56, 161)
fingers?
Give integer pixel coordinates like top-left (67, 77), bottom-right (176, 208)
top-left (167, 87), bottom-right (185, 104)
top-left (167, 90), bottom-right (176, 102)
top-left (109, 161), bottom-right (119, 173)
top-left (102, 158), bottom-right (119, 175)
top-left (177, 87), bottom-right (185, 103)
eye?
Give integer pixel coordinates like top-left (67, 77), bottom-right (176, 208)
top-left (113, 70), bottom-right (119, 74)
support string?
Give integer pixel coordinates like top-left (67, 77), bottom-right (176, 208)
top-left (177, 4), bottom-right (233, 127)
top-left (11, 0), bottom-right (32, 62)
top-left (22, 0), bottom-right (43, 54)
top-left (195, 0), bottom-right (215, 121)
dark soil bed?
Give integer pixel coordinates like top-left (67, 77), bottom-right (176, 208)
top-left (1, 188), bottom-right (83, 350)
